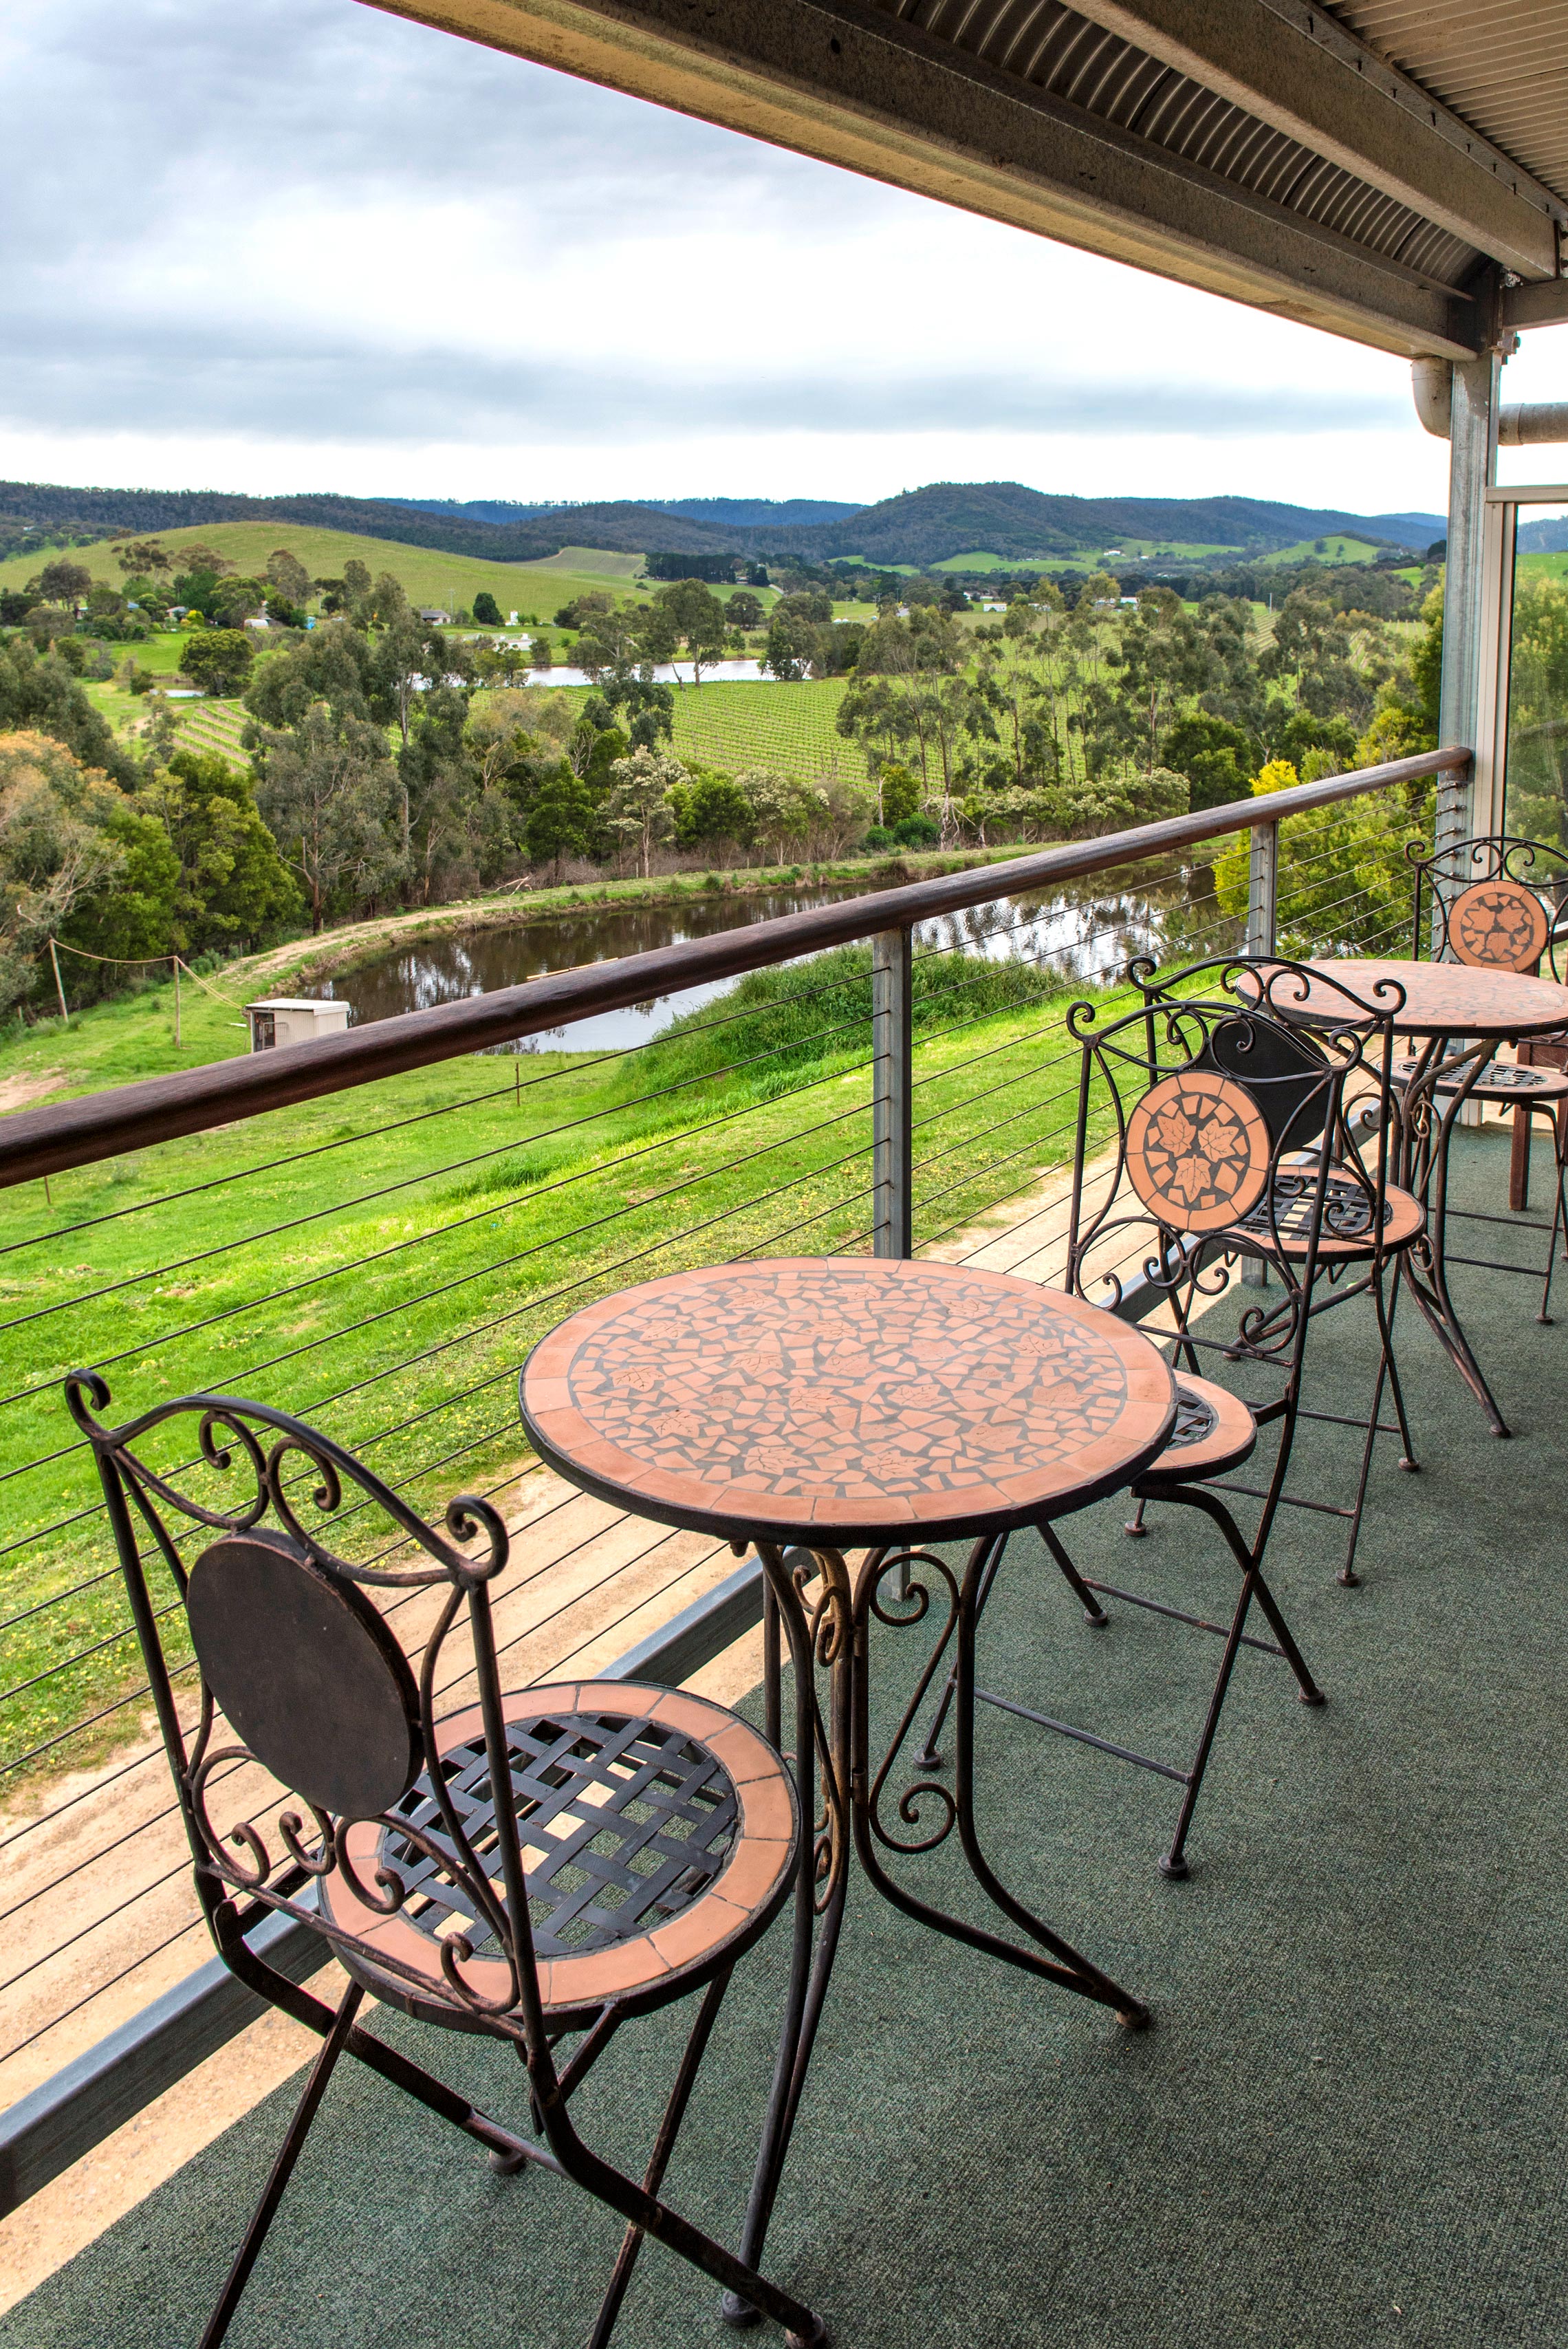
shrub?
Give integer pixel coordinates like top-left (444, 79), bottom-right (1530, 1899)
top-left (892, 814), bottom-right (940, 847)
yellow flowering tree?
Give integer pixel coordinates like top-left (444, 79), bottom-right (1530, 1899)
top-left (1217, 753), bottom-right (1431, 957)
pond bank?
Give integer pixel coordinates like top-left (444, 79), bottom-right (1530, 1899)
top-left (243, 844), bottom-right (1051, 997)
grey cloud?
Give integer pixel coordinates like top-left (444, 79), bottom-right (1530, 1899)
top-left (0, 310), bottom-right (1404, 444)
top-left (0, 0), bottom-right (1406, 470)
top-left (1, 0), bottom-right (856, 261)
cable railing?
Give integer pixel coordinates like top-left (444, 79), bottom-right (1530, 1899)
top-left (0, 746), bottom-right (1469, 2198)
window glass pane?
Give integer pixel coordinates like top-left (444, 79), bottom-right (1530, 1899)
top-left (1503, 503), bottom-right (1568, 847)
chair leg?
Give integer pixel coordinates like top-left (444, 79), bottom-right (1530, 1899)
top-left (950, 1484), bottom-right (1321, 1879)
top-left (1540, 1111), bottom-right (1567, 1325)
top-left (1338, 1336), bottom-right (1389, 1590)
top-left (1159, 1571), bottom-right (1258, 1881)
top-left (587, 1970), bottom-right (733, 2349)
top-left (1041, 1521), bottom-right (1110, 1627)
top-left (1378, 1266), bottom-right (1419, 1475)
top-left (1512, 1104), bottom-right (1532, 1213)
top-left (1150, 1488), bottom-right (1321, 1878)
top-left (1336, 1264), bottom-right (1416, 1588)
top-left (199, 1981), bottom-right (364, 2349)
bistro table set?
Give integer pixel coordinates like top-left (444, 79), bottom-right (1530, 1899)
top-left (76, 827), bottom-right (1568, 2345)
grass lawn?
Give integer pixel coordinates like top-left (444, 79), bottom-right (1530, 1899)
top-left (0, 940), bottom-right (1105, 1781)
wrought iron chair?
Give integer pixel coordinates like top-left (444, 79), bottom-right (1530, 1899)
top-left (919, 955), bottom-right (1421, 1879)
top-left (69, 1375), bottom-right (825, 2349)
top-left (1405, 832), bottom-right (1568, 1322)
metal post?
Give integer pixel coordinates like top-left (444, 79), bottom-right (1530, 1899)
top-left (871, 927), bottom-right (912, 1259)
top-left (173, 956), bottom-right (182, 1048)
top-left (1241, 819), bottom-right (1277, 1288)
top-left (1245, 819), bottom-right (1277, 958)
top-left (1439, 345), bottom-right (1500, 1123)
top-left (47, 940), bottom-right (69, 1026)
top-left (1437, 347), bottom-right (1501, 867)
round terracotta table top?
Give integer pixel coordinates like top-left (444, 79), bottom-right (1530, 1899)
top-left (1260, 957), bottom-right (1568, 1039)
top-left (521, 1258), bottom-right (1177, 1546)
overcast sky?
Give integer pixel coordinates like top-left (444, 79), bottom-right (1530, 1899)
top-left (1, 0), bottom-right (1562, 515)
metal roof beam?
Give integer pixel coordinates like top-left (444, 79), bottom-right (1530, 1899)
top-left (361, 0), bottom-right (1478, 356)
top-left (1067, 0), bottom-right (1562, 281)
top-left (1503, 277), bottom-right (1568, 331)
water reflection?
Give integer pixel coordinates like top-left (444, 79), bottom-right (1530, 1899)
top-left (495, 655), bottom-right (772, 689)
top-left (320, 863), bottom-right (1223, 1053)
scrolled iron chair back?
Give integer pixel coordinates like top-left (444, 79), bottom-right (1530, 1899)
top-left (67, 1374), bottom-right (551, 2055)
top-left (1408, 832), bottom-right (1568, 978)
top-left (1064, 955), bottom-right (1404, 1367)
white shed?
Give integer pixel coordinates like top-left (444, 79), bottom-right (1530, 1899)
top-left (244, 997), bottom-right (351, 1052)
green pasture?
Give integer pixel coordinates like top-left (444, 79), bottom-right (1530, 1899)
top-left (73, 629), bottom-right (215, 741)
top-left (927, 541), bottom-right (1244, 576)
top-left (1259, 535), bottom-right (1386, 568)
top-left (0, 526), bottom-right (774, 634)
top-left (926, 552), bottom-right (1047, 574)
top-left (0, 942), bottom-right (1106, 1779)
top-left (827, 557), bottom-right (922, 576)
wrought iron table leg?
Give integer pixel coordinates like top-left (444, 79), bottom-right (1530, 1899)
top-left (1400, 1048), bottom-right (1512, 1437)
top-left (724, 1544), bottom-right (851, 2328)
top-left (729, 1532), bottom-right (1147, 2321)
top-left (857, 1538), bottom-right (1148, 2025)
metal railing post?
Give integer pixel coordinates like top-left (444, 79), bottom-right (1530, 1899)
top-left (1243, 818), bottom-right (1278, 1287)
top-left (872, 927), bottom-right (913, 1258)
top-left (1245, 818), bottom-right (1278, 958)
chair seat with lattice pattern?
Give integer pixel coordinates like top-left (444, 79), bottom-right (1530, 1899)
top-left (323, 1683), bottom-right (798, 2031)
top-left (1235, 1171), bottom-right (1424, 1259)
top-left (1135, 1375), bottom-right (1256, 1489)
top-left (1393, 1054), bottom-right (1568, 1105)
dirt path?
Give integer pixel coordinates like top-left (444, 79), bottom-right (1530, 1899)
top-left (0, 1071), bottom-right (65, 1116)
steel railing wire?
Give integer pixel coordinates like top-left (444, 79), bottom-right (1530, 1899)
top-left (0, 751), bottom-right (1468, 2105)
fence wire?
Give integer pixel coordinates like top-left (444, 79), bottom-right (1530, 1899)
top-left (0, 772), bottom-right (1462, 2102)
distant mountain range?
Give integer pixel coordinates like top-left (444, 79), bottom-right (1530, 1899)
top-left (0, 476), bottom-right (1445, 570)
top-left (391, 495), bottom-right (866, 530)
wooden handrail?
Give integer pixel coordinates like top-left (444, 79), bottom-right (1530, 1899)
top-left (0, 747), bottom-right (1470, 1189)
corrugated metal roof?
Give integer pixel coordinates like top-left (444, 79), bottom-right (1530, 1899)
top-left (867, 0), bottom-right (1481, 286)
top-left (1328, 1), bottom-right (1568, 210)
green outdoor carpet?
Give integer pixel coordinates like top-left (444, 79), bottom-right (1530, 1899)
top-left (10, 1127), bottom-right (1568, 2349)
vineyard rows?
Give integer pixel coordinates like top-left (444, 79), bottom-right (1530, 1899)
top-left (666, 679), bottom-right (871, 790)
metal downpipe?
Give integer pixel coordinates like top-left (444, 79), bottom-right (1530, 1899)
top-left (1413, 359), bottom-right (1568, 446)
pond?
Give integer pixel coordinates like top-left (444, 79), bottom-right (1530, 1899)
top-left (494, 654), bottom-right (773, 689)
top-left (318, 860), bottom-right (1224, 1054)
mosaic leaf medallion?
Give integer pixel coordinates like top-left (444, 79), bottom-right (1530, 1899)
top-left (1124, 1070), bottom-right (1272, 1235)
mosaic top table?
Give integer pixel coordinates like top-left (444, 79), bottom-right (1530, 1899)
top-left (521, 1255), bottom-right (1175, 2304)
top-left (1274, 958), bottom-right (1568, 1436)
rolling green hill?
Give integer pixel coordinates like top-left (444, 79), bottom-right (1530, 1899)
top-left (0, 527), bottom-right (767, 620)
top-left (0, 477), bottom-right (1446, 576)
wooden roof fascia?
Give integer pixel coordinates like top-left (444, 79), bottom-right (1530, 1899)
top-left (358, 0), bottom-right (1479, 355)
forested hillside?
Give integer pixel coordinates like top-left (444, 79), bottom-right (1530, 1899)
top-left (0, 477), bottom-right (1444, 572)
